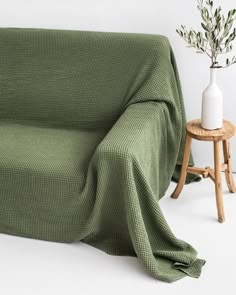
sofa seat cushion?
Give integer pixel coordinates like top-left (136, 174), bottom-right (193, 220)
top-left (0, 122), bottom-right (106, 177)
top-left (0, 122), bottom-right (106, 240)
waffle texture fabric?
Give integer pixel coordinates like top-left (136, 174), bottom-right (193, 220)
top-left (0, 28), bottom-right (205, 282)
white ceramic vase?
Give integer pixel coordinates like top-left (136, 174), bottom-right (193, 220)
top-left (201, 68), bottom-right (223, 130)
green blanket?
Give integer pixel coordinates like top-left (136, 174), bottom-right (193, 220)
top-left (0, 28), bottom-right (205, 282)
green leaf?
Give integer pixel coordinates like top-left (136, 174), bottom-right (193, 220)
top-left (216, 16), bottom-right (221, 24)
top-left (211, 31), bottom-right (216, 40)
top-left (205, 8), bottom-right (209, 19)
top-left (201, 22), bottom-right (209, 31)
top-left (225, 37), bottom-right (230, 47)
top-left (177, 29), bottom-right (184, 37)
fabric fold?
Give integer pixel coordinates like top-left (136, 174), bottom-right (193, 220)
top-left (82, 101), bottom-right (205, 282)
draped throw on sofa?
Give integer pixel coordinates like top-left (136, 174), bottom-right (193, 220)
top-left (0, 28), bottom-right (205, 282)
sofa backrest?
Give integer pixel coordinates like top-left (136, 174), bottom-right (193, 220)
top-left (0, 28), bottom-right (169, 130)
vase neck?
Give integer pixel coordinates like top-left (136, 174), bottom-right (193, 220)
top-left (210, 68), bottom-right (217, 84)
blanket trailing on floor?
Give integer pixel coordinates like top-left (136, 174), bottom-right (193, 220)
top-left (0, 28), bottom-right (205, 282)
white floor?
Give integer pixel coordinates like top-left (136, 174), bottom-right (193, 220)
top-left (1, 174), bottom-right (236, 295)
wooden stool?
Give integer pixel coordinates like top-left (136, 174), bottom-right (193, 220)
top-left (171, 119), bottom-right (236, 223)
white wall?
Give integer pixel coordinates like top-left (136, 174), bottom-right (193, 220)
top-left (0, 0), bottom-right (235, 170)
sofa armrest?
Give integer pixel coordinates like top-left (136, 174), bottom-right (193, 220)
top-left (95, 101), bottom-right (181, 194)
top-left (91, 101), bottom-right (204, 282)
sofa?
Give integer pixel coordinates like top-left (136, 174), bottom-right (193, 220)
top-left (0, 28), bottom-right (204, 282)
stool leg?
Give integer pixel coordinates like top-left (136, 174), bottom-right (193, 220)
top-left (214, 140), bottom-right (225, 223)
top-left (223, 140), bottom-right (236, 193)
top-left (171, 134), bottom-right (192, 199)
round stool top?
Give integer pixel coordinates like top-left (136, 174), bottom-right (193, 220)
top-left (186, 119), bottom-right (235, 141)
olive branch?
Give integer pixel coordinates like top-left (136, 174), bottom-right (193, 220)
top-left (176, 0), bottom-right (236, 68)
